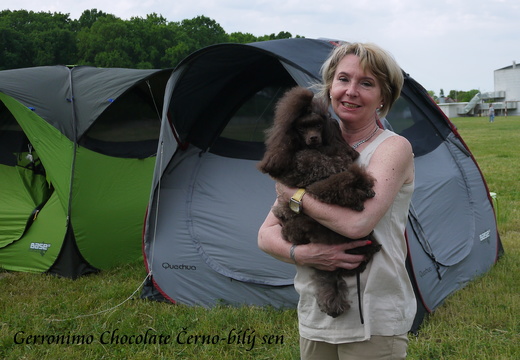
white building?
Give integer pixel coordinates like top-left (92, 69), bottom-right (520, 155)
top-left (438, 61), bottom-right (519, 118)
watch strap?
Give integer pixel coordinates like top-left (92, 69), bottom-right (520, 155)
top-left (291, 188), bottom-right (306, 202)
top-left (289, 188), bottom-right (306, 214)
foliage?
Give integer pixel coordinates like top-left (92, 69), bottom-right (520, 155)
top-left (0, 10), bottom-right (77, 69)
top-left (0, 9), bottom-right (299, 70)
top-left (448, 89), bottom-right (480, 102)
top-left (1, 117), bottom-right (519, 359)
top-left (430, 88), bottom-right (481, 103)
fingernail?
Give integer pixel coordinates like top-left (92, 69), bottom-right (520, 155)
top-left (366, 241), bottom-right (372, 245)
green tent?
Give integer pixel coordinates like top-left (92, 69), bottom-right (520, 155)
top-left (0, 65), bottom-right (171, 277)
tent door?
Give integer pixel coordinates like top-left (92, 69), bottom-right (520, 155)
top-left (407, 204), bottom-right (442, 280)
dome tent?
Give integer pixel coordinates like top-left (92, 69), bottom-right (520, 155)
top-left (0, 65), bottom-right (171, 278)
top-left (141, 38), bottom-right (502, 331)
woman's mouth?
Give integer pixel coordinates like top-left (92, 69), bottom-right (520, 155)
top-left (342, 102), bottom-right (360, 109)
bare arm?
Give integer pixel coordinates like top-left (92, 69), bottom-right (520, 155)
top-left (258, 202), bottom-right (371, 271)
top-left (277, 135), bottom-right (414, 239)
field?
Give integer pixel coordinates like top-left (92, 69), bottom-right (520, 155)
top-left (1, 116), bottom-right (519, 359)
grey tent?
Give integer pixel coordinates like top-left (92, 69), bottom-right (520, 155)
top-left (141, 38), bottom-right (502, 331)
top-left (0, 66), bottom-right (171, 278)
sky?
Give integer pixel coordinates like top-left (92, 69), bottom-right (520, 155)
top-left (3, 0), bottom-right (519, 95)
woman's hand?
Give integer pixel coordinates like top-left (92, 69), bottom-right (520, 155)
top-left (272, 182), bottom-right (371, 270)
top-left (293, 240), bottom-right (370, 271)
top-left (258, 206), bottom-right (370, 271)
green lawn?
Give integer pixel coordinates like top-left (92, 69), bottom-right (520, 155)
top-left (1, 116), bottom-right (519, 359)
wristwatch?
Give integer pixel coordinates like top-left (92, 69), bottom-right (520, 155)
top-left (289, 188), bottom-right (306, 214)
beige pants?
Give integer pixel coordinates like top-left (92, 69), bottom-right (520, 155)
top-left (300, 334), bottom-right (409, 360)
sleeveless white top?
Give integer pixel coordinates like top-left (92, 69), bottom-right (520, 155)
top-left (294, 129), bottom-right (416, 343)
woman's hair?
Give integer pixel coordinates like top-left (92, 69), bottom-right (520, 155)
top-left (316, 42), bottom-right (404, 118)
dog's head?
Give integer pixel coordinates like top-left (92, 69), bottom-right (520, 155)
top-left (286, 87), bottom-right (336, 148)
top-left (294, 111), bottom-right (328, 148)
top-left (276, 87), bottom-right (332, 150)
top-left (258, 86), bottom-right (340, 178)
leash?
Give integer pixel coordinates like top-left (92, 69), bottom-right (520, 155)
top-left (356, 271), bottom-right (364, 324)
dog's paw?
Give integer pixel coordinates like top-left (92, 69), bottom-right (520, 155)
top-left (351, 203), bottom-right (365, 212)
top-left (320, 300), bottom-right (351, 318)
top-left (314, 272), bottom-right (350, 318)
top-left (366, 189), bottom-right (376, 198)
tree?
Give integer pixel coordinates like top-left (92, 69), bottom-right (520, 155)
top-left (76, 15), bottom-right (135, 67)
top-left (0, 24), bottom-right (33, 69)
top-left (0, 10), bottom-right (76, 69)
top-left (448, 90), bottom-right (457, 101)
top-left (75, 9), bottom-right (111, 30)
top-left (464, 89), bottom-right (480, 102)
top-left (160, 16), bottom-right (229, 68)
top-left (448, 89), bottom-right (479, 103)
top-left (257, 31), bottom-right (294, 41)
top-left (178, 16), bottom-right (229, 49)
top-left (427, 90), bottom-right (438, 102)
top-left (128, 14), bottom-right (174, 69)
top-left (0, 10), bottom-right (302, 69)
top-left (228, 32), bottom-right (258, 44)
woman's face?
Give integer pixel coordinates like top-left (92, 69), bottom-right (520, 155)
top-left (329, 54), bottom-right (383, 125)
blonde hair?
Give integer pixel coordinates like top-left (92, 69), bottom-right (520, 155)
top-left (317, 42), bottom-right (404, 118)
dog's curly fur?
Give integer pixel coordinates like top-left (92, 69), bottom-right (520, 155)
top-left (258, 86), bottom-right (382, 318)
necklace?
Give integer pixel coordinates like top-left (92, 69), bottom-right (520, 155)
top-left (351, 127), bottom-right (379, 149)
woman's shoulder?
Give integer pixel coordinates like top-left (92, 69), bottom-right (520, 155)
top-left (375, 131), bottom-right (415, 182)
top-left (368, 130), bottom-right (414, 170)
top-left (359, 129), bottom-right (412, 166)
top-left (379, 130), bottom-right (412, 151)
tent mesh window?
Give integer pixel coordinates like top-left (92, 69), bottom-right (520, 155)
top-left (79, 87), bottom-right (162, 159)
top-left (386, 96), bottom-right (444, 157)
top-left (0, 103), bottom-right (26, 167)
top-left (0, 103), bottom-right (46, 176)
top-left (209, 84), bottom-right (295, 160)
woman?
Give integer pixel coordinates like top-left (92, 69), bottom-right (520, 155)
top-left (258, 42), bottom-right (416, 359)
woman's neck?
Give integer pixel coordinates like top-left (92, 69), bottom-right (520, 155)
top-left (341, 121), bottom-right (380, 148)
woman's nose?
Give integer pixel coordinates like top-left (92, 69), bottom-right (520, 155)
top-left (345, 83), bottom-right (358, 97)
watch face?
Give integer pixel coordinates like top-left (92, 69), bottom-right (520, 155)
top-left (289, 199), bottom-right (301, 214)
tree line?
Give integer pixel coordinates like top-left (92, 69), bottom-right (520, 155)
top-left (0, 9), bottom-right (299, 70)
top-left (1, 9), bottom-right (479, 99)
top-left (428, 89), bottom-right (480, 104)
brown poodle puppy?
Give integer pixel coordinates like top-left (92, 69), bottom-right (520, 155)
top-left (258, 86), bottom-right (382, 318)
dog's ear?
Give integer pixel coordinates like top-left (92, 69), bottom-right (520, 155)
top-left (314, 98), bottom-right (340, 146)
top-left (257, 86), bottom-right (314, 178)
top-left (276, 87), bottom-right (315, 128)
top-left (323, 115), bottom-right (341, 144)
top-left (257, 148), bottom-right (294, 177)
top-left (258, 121), bottom-right (301, 176)
top-left (321, 112), bottom-right (360, 160)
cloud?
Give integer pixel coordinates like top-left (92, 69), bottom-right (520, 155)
top-left (2, 0), bottom-right (519, 93)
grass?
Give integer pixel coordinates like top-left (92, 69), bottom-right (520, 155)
top-left (1, 116), bottom-right (519, 359)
